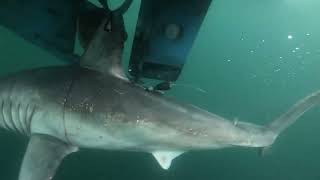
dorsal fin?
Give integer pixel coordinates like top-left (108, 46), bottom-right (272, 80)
top-left (80, 12), bottom-right (128, 80)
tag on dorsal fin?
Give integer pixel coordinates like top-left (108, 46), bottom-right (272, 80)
top-left (80, 12), bottom-right (128, 81)
top-left (18, 134), bottom-right (78, 180)
top-left (152, 151), bottom-right (184, 170)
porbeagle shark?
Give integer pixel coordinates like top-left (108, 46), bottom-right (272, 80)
top-left (0, 3), bottom-right (320, 180)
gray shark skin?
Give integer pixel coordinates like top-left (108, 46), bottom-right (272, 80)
top-left (1, 8), bottom-right (320, 180)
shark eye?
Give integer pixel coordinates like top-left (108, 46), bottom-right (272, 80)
top-left (104, 19), bottom-right (112, 32)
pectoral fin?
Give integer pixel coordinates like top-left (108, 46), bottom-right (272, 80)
top-left (152, 151), bottom-right (184, 170)
top-left (19, 134), bottom-right (78, 180)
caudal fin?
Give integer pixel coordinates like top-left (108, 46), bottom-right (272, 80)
top-left (260, 90), bottom-right (320, 156)
top-left (268, 90), bottom-right (320, 135)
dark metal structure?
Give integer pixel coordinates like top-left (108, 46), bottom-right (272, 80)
top-left (0, 0), bottom-right (212, 82)
top-left (129, 0), bottom-right (212, 81)
top-left (0, 0), bottom-right (82, 62)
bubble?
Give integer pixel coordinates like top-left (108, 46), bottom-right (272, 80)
top-left (288, 35), bottom-right (293, 39)
top-left (240, 32), bottom-right (245, 41)
top-left (250, 74), bottom-right (257, 79)
top-left (264, 79), bottom-right (272, 85)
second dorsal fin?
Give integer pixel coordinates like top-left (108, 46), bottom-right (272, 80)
top-left (152, 151), bottom-right (184, 170)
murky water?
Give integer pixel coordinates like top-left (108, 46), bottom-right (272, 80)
top-left (0, 0), bottom-right (320, 179)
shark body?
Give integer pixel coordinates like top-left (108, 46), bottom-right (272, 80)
top-left (0, 5), bottom-right (320, 180)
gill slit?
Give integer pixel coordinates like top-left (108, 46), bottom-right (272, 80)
top-left (8, 78), bottom-right (20, 133)
top-left (16, 103), bottom-right (26, 135)
top-left (8, 101), bottom-right (19, 133)
top-left (26, 104), bottom-right (36, 135)
top-left (1, 100), bottom-right (10, 131)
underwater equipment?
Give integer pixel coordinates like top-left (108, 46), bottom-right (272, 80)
top-left (129, 0), bottom-right (212, 82)
top-left (0, 0), bottom-right (212, 84)
top-left (0, 0), bottom-right (81, 62)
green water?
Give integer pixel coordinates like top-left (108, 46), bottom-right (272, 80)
top-left (1, 0), bottom-right (320, 179)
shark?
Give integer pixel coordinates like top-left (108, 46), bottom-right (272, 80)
top-left (1, 3), bottom-right (320, 180)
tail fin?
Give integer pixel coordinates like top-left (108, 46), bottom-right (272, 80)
top-left (268, 90), bottom-right (320, 135)
top-left (260, 90), bottom-right (320, 155)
